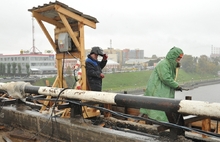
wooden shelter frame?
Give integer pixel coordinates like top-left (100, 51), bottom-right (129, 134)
top-left (28, 1), bottom-right (99, 114)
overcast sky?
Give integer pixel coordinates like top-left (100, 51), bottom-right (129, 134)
top-left (1, 0), bottom-right (220, 57)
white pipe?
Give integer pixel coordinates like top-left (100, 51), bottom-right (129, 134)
top-left (38, 86), bottom-right (117, 104)
top-left (179, 100), bottom-right (220, 118)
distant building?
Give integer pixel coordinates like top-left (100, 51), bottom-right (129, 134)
top-left (124, 58), bottom-right (150, 71)
top-left (122, 49), bottom-right (144, 65)
top-left (85, 47), bottom-right (122, 66)
top-left (0, 53), bottom-right (56, 76)
top-left (210, 53), bottom-right (220, 58)
top-left (102, 59), bottom-right (120, 72)
top-left (125, 59), bottom-right (150, 65)
top-left (85, 48), bottom-right (145, 67)
top-left (210, 47), bottom-right (220, 58)
top-left (0, 47), bottom-right (148, 76)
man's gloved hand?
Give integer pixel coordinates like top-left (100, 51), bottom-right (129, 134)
top-left (175, 86), bottom-right (182, 92)
top-left (103, 54), bottom-right (108, 61)
top-left (100, 73), bottom-right (105, 78)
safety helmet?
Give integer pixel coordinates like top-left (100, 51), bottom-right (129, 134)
top-left (90, 46), bottom-right (104, 56)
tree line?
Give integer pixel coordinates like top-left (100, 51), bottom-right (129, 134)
top-left (149, 54), bottom-right (220, 75)
top-left (180, 55), bottom-right (220, 75)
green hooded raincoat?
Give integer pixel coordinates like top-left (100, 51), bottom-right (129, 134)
top-left (140, 47), bottom-right (184, 122)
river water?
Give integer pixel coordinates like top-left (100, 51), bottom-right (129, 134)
top-left (175, 83), bottom-right (220, 103)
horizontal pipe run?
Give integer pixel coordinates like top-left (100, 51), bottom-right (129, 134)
top-left (115, 94), bottom-right (180, 112)
top-left (0, 82), bottom-right (220, 119)
top-left (27, 86), bottom-right (181, 112)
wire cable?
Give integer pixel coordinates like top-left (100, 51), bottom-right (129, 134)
top-left (28, 97), bottom-right (220, 139)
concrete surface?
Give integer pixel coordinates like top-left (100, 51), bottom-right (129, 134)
top-left (0, 106), bottom-right (159, 142)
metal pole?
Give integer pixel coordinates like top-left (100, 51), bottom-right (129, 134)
top-left (1, 82), bottom-right (220, 119)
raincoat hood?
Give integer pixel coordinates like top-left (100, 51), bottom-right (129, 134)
top-left (166, 46), bottom-right (184, 68)
top-left (166, 46), bottom-right (184, 60)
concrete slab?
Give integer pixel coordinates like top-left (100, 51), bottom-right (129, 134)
top-left (0, 106), bottom-right (159, 142)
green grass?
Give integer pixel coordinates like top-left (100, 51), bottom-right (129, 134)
top-left (32, 69), bottom-right (219, 92)
top-left (33, 77), bottom-right (56, 86)
top-left (176, 70), bottom-right (217, 85)
top-left (102, 71), bottom-right (152, 92)
top-left (102, 69), bottom-right (218, 92)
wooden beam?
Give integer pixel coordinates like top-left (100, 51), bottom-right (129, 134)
top-left (82, 106), bottom-right (100, 118)
top-left (40, 76), bottom-right (59, 113)
top-left (104, 104), bottom-right (112, 117)
top-left (32, 11), bottom-right (64, 28)
top-left (58, 12), bottom-right (81, 52)
top-left (184, 115), bottom-right (208, 126)
top-left (54, 27), bottom-right (79, 37)
top-left (34, 18), bottom-right (57, 51)
top-left (57, 59), bottom-right (64, 88)
top-left (78, 22), bottom-right (86, 90)
top-left (56, 52), bottom-right (80, 59)
top-left (52, 76), bottom-right (59, 87)
top-left (55, 5), bottom-right (96, 29)
top-left (202, 118), bottom-right (211, 138)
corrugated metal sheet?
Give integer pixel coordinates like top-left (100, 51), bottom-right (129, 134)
top-left (28, 1), bottom-right (99, 24)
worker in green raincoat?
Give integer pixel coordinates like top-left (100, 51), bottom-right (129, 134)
top-left (140, 46), bottom-right (184, 122)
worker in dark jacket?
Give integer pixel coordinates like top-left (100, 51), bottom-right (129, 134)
top-left (86, 46), bottom-right (108, 91)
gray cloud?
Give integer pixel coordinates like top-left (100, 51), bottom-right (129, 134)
top-left (1, 0), bottom-right (220, 57)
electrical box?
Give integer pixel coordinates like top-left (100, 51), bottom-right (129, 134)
top-left (58, 33), bottom-right (72, 52)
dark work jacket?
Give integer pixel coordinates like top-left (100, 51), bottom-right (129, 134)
top-left (85, 54), bottom-right (107, 91)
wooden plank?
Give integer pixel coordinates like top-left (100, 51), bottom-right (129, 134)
top-left (126, 108), bottom-right (139, 116)
top-left (104, 104), bottom-right (112, 117)
top-left (54, 27), bottom-right (79, 36)
top-left (45, 80), bottom-right (50, 86)
top-left (32, 11), bottom-right (64, 28)
top-left (55, 5), bottom-right (96, 29)
top-left (61, 108), bottom-right (71, 118)
top-left (40, 75), bottom-right (59, 112)
top-left (82, 105), bottom-right (100, 118)
top-left (58, 12), bottom-right (80, 51)
top-left (35, 18), bottom-right (57, 51)
top-left (78, 22), bottom-right (87, 90)
top-left (55, 52), bottom-right (80, 59)
top-left (184, 115), bottom-right (208, 126)
top-left (191, 120), bottom-right (215, 130)
top-left (202, 118), bottom-right (211, 138)
top-left (216, 121), bottom-right (220, 134)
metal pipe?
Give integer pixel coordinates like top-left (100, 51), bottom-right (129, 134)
top-left (0, 82), bottom-right (220, 119)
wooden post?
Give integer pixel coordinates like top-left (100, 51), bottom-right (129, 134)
top-left (217, 121), bottom-right (220, 134)
top-left (45, 80), bottom-right (50, 87)
top-left (202, 118), bottom-right (211, 138)
top-left (104, 104), bottom-right (112, 117)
